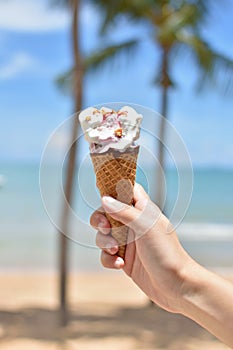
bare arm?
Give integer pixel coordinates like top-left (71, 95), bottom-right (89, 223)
top-left (180, 263), bottom-right (233, 347)
top-left (90, 184), bottom-right (233, 347)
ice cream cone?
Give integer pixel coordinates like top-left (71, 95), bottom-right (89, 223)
top-left (91, 146), bottom-right (139, 258)
top-left (79, 105), bottom-right (142, 258)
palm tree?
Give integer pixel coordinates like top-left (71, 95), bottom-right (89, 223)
top-left (51, 0), bottom-right (83, 325)
top-left (53, 0), bottom-right (140, 324)
top-left (90, 0), bottom-right (233, 209)
top-left (55, 0), bottom-right (233, 317)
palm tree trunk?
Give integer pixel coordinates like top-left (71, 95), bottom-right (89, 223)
top-left (157, 46), bottom-right (169, 211)
top-left (59, 0), bottom-right (83, 325)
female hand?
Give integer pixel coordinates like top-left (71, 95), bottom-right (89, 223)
top-left (90, 183), bottom-right (193, 313)
top-left (90, 183), bottom-right (233, 347)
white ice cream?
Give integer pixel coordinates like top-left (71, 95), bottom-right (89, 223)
top-left (79, 106), bottom-right (142, 153)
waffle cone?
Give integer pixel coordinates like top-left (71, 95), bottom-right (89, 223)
top-left (91, 146), bottom-right (139, 258)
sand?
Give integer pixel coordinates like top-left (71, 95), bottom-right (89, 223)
top-left (0, 271), bottom-right (231, 350)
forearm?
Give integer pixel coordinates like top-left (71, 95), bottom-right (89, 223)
top-left (180, 261), bottom-right (233, 347)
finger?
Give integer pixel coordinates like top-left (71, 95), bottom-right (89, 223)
top-left (90, 209), bottom-right (111, 234)
top-left (133, 184), bottom-right (161, 224)
top-left (133, 183), bottom-right (149, 210)
top-left (123, 229), bottom-right (136, 276)
top-left (95, 231), bottom-right (119, 255)
top-left (100, 251), bottom-right (124, 269)
top-left (101, 196), bottom-right (141, 229)
top-left (101, 196), bottom-right (161, 237)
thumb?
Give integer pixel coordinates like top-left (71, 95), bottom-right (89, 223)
top-left (133, 183), bottom-right (150, 210)
top-left (101, 196), bottom-right (140, 228)
top-left (101, 183), bottom-right (149, 222)
top-left (101, 195), bottom-right (160, 236)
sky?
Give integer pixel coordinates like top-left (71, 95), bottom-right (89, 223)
top-left (0, 0), bottom-right (233, 167)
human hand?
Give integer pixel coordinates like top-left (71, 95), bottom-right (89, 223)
top-left (90, 184), bottom-right (233, 346)
top-left (90, 183), bottom-right (194, 313)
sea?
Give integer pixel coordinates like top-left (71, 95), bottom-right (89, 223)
top-left (0, 162), bottom-right (233, 273)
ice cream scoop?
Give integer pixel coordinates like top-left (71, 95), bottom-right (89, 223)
top-left (79, 106), bottom-right (142, 153)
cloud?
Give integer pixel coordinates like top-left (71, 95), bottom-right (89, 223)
top-left (0, 52), bottom-right (36, 80)
top-left (0, 0), bottom-right (70, 32)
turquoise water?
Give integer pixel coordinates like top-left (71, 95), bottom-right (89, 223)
top-left (0, 162), bottom-right (232, 271)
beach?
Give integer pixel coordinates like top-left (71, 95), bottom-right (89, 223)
top-left (1, 0), bottom-right (233, 346)
top-left (0, 271), bottom-right (232, 350)
top-left (0, 163), bottom-right (233, 349)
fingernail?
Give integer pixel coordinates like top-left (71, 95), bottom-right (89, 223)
top-left (97, 214), bottom-right (108, 230)
top-left (102, 196), bottom-right (125, 212)
top-left (110, 246), bottom-right (118, 254)
top-left (98, 219), bottom-right (106, 228)
top-left (115, 257), bottom-right (124, 269)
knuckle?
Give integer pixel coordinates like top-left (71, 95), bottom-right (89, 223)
top-left (90, 212), bottom-right (98, 228)
top-left (100, 251), bottom-right (108, 268)
top-left (95, 232), bottom-right (103, 248)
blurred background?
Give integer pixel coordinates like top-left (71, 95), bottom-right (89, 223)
top-left (0, 0), bottom-right (233, 349)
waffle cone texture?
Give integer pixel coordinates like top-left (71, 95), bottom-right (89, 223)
top-left (91, 146), bottom-right (139, 258)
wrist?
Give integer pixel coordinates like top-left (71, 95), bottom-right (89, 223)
top-left (155, 256), bottom-right (202, 314)
top-left (176, 258), bottom-right (204, 315)
top-left (176, 260), bottom-right (233, 347)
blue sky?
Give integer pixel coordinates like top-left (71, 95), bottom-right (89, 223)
top-left (0, 0), bottom-right (233, 167)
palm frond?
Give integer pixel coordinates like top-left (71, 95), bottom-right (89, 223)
top-left (170, 0), bottom-right (209, 18)
top-left (90, 0), bottom-right (161, 33)
top-left (156, 2), bottom-right (204, 46)
top-left (204, 51), bottom-right (233, 94)
top-left (55, 39), bottom-right (140, 94)
top-left (91, 0), bottom-right (209, 34)
top-left (56, 68), bottom-right (73, 95)
top-left (176, 31), bottom-right (233, 93)
top-left (84, 38), bottom-right (140, 72)
top-left (89, 0), bottom-right (125, 33)
top-left (168, 3), bottom-right (202, 28)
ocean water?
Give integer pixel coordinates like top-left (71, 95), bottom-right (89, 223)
top-left (0, 162), bottom-right (232, 272)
